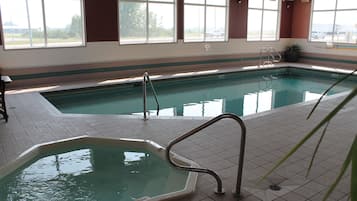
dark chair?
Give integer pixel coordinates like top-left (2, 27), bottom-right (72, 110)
top-left (0, 75), bottom-right (11, 122)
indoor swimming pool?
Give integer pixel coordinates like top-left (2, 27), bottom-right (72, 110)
top-left (42, 67), bottom-right (357, 117)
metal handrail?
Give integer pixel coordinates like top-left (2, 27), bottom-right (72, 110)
top-left (259, 47), bottom-right (281, 66)
top-left (270, 47), bottom-right (282, 62)
top-left (143, 72), bottom-right (160, 120)
top-left (259, 47), bottom-right (272, 66)
top-left (165, 113), bottom-right (246, 197)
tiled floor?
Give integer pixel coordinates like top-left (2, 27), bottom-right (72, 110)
top-left (0, 83), bottom-right (355, 200)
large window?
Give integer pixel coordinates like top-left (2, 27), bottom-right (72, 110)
top-left (184, 0), bottom-right (228, 42)
top-left (0, 0), bottom-right (85, 49)
top-left (310, 0), bottom-right (357, 44)
top-left (119, 0), bottom-right (176, 44)
top-left (247, 0), bottom-right (281, 41)
top-left (243, 90), bottom-right (272, 116)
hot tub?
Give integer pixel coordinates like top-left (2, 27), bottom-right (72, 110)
top-left (0, 136), bottom-right (198, 201)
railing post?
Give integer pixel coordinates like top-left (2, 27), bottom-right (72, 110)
top-left (142, 72), bottom-right (160, 120)
top-left (166, 113), bottom-right (246, 198)
top-left (143, 72), bottom-right (148, 120)
top-left (234, 117), bottom-right (246, 197)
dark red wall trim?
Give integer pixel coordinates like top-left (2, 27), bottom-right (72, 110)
top-left (177, 0), bottom-right (184, 40)
top-left (0, 28), bottom-right (2, 46)
top-left (291, 1), bottom-right (311, 38)
top-left (229, 0), bottom-right (248, 39)
top-left (280, 1), bottom-right (294, 38)
top-left (85, 0), bottom-right (119, 42)
top-left (0, 13), bottom-right (2, 46)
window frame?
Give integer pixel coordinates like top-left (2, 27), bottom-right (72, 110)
top-left (0, 0), bottom-right (86, 50)
top-left (183, 0), bottom-right (229, 43)
top-left (118, 0), bottom-right (177, 45)
top-left (308, 0), bottom-right (357, 45)
top-left (246, 0), bottom-right (281, 42)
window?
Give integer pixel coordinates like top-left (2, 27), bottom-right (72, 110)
top-left (184, 0), bottom-right (228, 42)
top-left (247, 0), bottom-right (281, 41)
top-left (0, 0), bottom-right (85, 49)
top-left (119, 0), bottom-right (176, 44)
top-left (304, 91), bottom-right (322, 102)
top-left (310, 0), bottom-right (357, 44)
top-left (183, 99), bottom-right (223, 117)
top-left (243, 90), bottom-right (272, 116)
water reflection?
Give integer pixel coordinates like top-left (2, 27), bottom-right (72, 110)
top-left (0, 146), bottom-right (188, 201)
top-left (46, 72), bottom-right (355, 117)
top-left (129, 76), bottom-right (349, 118)
top-left (304, 91), bottom-right (322, 102)
top-left (243, 90), bottom-right (273, 116)
top-left (183, 99), bottom-right (224, 117)
top-left (141, 75), bottom-right (351, 117)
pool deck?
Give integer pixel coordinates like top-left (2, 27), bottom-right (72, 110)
top-left (0, 64), bottom-right (355, 201)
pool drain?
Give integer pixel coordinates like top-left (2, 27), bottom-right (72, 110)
top-left (269, 184), bottom-right (281, 191)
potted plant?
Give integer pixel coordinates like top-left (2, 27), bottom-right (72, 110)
top-left (284, 44), bottom-right (301, 62)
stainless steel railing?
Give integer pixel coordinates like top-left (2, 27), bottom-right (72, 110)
top-left (259, 47), bottom-right (282, 66)
top-left (143, 72), bottom-right (160, 120)
top-left (166, 113), bottom-right (247, 197)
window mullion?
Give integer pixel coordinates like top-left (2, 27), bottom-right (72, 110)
top-left (80, 0), bottom-right (85, 45)
top-left (275, 0), bottom-right (281, 40)
top-left (331, 0), bottom-right (338, 43)
top-left (203, 0), bottom-right (207, 42)
top-left (260, 0), bottom-right (265, 40)
top-left (260, 9), bottom-right (264, 40)
top-left (173, 0), bottom-right (176, 42)
top-left (41, 0), bottom-right (47, 47)
top-left (224, 0), bottom-right (228, 41)
top-left (25, 0), bottom-right (33, 47)
top-left (146, 0), bottom-right (149, 43)
top-left (309, 0), bottom-right (315, 41)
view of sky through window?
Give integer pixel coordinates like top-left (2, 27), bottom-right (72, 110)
top-left (119, 0), bottom-right (176, 44)
top-left (310, 0), bottom-right (357, 44)
top-left (184, 0), bottom-right (228, 42)
top-left (247, 0), bottom-right (280, 41)
top-left (0, 0), bottom-right (84, 49)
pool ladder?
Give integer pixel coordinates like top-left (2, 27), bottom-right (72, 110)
top-left (259, 47), bottom-right (282, 66)
top-left (143, 72), bottom-right (160, 120)
top-left (166, 113), bottom-right (247, 198)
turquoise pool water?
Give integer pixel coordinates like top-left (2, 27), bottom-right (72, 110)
top-left (43, 68), bottom-right (356, 117)
top-left (0, 145), bottom-right (188, 201)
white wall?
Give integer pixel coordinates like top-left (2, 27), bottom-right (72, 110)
top-left (290, 38), bottom-right (357, 57)
top-left (0, 39), bottom-right (290, 69)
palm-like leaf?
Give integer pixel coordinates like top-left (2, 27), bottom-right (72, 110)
top-left (261, 87), bottom-right (357, 182)
top-left (352, 139), bottom-right (357, 201)
top-left (322, 136), bottom-right (355, 201)
top-left (261, 68), bottom-right (357, 201)
top-left (306, 121), bottom-right (330, 177)
top-left (307, 69), bottom-right (356, 119)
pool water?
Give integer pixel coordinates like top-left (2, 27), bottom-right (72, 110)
top-left (43, 68), bottom-right (357, 117)
top-left (0, 145), bottom-right (188, 201)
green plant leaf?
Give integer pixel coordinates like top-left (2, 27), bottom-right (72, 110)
top-left (322, 136), bottom-right (356, 201)
top-left (306, 121), bottom-right (330, 178)
top-left (307, 69), bottom-right (357, 120)
top-left (352, 137), bottom-right (357, 201)
top-left (260, 88), bottom-right (357, 182)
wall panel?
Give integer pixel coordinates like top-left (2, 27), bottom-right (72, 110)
top-left (85, 0), bottom-right (119, 42)
top-left (229, 0), bottom-right (248, 38)
top-left (291, 1), bottom-right (311, 38)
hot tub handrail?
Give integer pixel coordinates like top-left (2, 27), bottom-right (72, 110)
top-left (143, 72), bottom-right (160, 120)
top-left (165, 113), bottom-right (246, 197)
